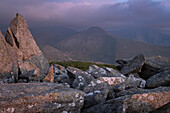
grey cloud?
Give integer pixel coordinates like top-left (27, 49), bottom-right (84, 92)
top-left (0, 0), bottom-right (170, 29)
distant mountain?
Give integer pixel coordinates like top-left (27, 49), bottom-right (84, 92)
top-left (30, 26), bottom-right (78, 47)
top-left (108, 28), bottom-right (170, 46)
top-left (41, 45), bottom-right (72, 62)
top-left (56, 27), bottom-right (170, 64)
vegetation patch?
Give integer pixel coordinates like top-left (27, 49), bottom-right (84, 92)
top-left (50, 61), bottom-right (117, 71)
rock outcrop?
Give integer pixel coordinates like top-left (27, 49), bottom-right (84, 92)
top-left (7, 13), bottom-right (49, 75)
top-left (0, 31), bottom-right (18, 82)
top-left (0, 14), bottom-right (49, 83)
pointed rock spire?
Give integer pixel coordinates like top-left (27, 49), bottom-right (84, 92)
top-left (9, 13), bottom-right (42, 60)
top-left (0, 13), bottom-right (49, 77)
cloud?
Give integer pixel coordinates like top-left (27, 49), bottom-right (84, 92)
top-left (0, 0), bottom-right (170, 29)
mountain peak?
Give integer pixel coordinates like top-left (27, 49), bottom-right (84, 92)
top-left (87, 26), bottom-right (105, 32)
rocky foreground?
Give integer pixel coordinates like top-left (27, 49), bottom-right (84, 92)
top-left (0, 14), bottom-right (170, 113)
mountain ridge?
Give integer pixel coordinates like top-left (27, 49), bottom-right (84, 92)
top-left (55, 27), bottom-right (170, 64)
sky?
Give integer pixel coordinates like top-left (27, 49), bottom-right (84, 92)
top-left (0, 0), bottom-right (170, 30)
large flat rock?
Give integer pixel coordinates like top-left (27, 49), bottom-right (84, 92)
top-left (83, 87), bottom-right (170, 113)
top-left (0, 83), bottom-right (85, 113)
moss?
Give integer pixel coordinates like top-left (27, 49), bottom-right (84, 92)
top-left (50, 61), bottom-right (117, 71)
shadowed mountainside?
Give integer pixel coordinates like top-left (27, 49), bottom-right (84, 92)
top-left (41, 45), bottom-right (72, 62)
top-left (109, 28), bottom-right (170, 46)
top-left (56, 27), bottom-right (117, 63)
top-left (56, 27), bottom-right (170, 63)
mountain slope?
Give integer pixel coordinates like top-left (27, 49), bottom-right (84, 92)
top-left (56, 27), bottom-right (117, 63)
top-left (56, 27), bottom-right (170, 64)
top-left (41, 45), bottom-right (72, 62)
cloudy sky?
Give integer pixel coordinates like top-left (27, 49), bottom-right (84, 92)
top-left (0, 0), bottom-right (170, 30)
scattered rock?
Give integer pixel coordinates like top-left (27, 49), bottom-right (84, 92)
top-left (0, 83), bottom-right (85, 113)
top-left (120, 54), bottom-right (145, 75)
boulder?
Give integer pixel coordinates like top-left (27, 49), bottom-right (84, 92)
top-left (115, 87), bottom-right (144, 97)
top-left (18, 69), bottom-right (37, 82)
top-left (116, 59), bottom-right (128, 70)
top-left (102, 67), bottom-right (126, 77)
top-left (83, 79), bottom-right (114, 108)
top-left (54, 64), bottom-right (67, 73)
top-left (0, 83), bottom-right (85, 113)
top-left (146, 69), bottom-right (170, 88)
top-left (98, 77), bottom-right (125, 86)
top-left (54, 64), bottom-right (67, 75)
top-left (87, 65), bottom-right (124, 78)
top-left (87, 65), bottom-right (107, 78)
top-left (67, 66), bottom-right (85, 78)
top-left (54, 74), bottom-right (73, 85)
top-left (124, 74), bottom-right (146, 88)
top-left (120, 54), bottom-right (145, 75)
top-left (145, 56), bottom-right (170, 69)
top-left (124, 88), bottom-right (170, 113)
top-left (43, 65), bottom-right (54, 82)
top-left (83, 87), bottom-right (170, 113)
top-left (72, 73), bottom-right (94, 90)
top-left (6, 13), bottom-right (49, 75)
top-left (139, 56), bottom-right (170, 80)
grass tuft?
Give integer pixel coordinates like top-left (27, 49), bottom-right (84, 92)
top-left (50, 61), bottom-right (117, 71)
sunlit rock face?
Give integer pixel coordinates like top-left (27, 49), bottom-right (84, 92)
top-left (0, 31), bottom-right (18, 80)
top-left (0, 14), bottom-right (49, 80)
